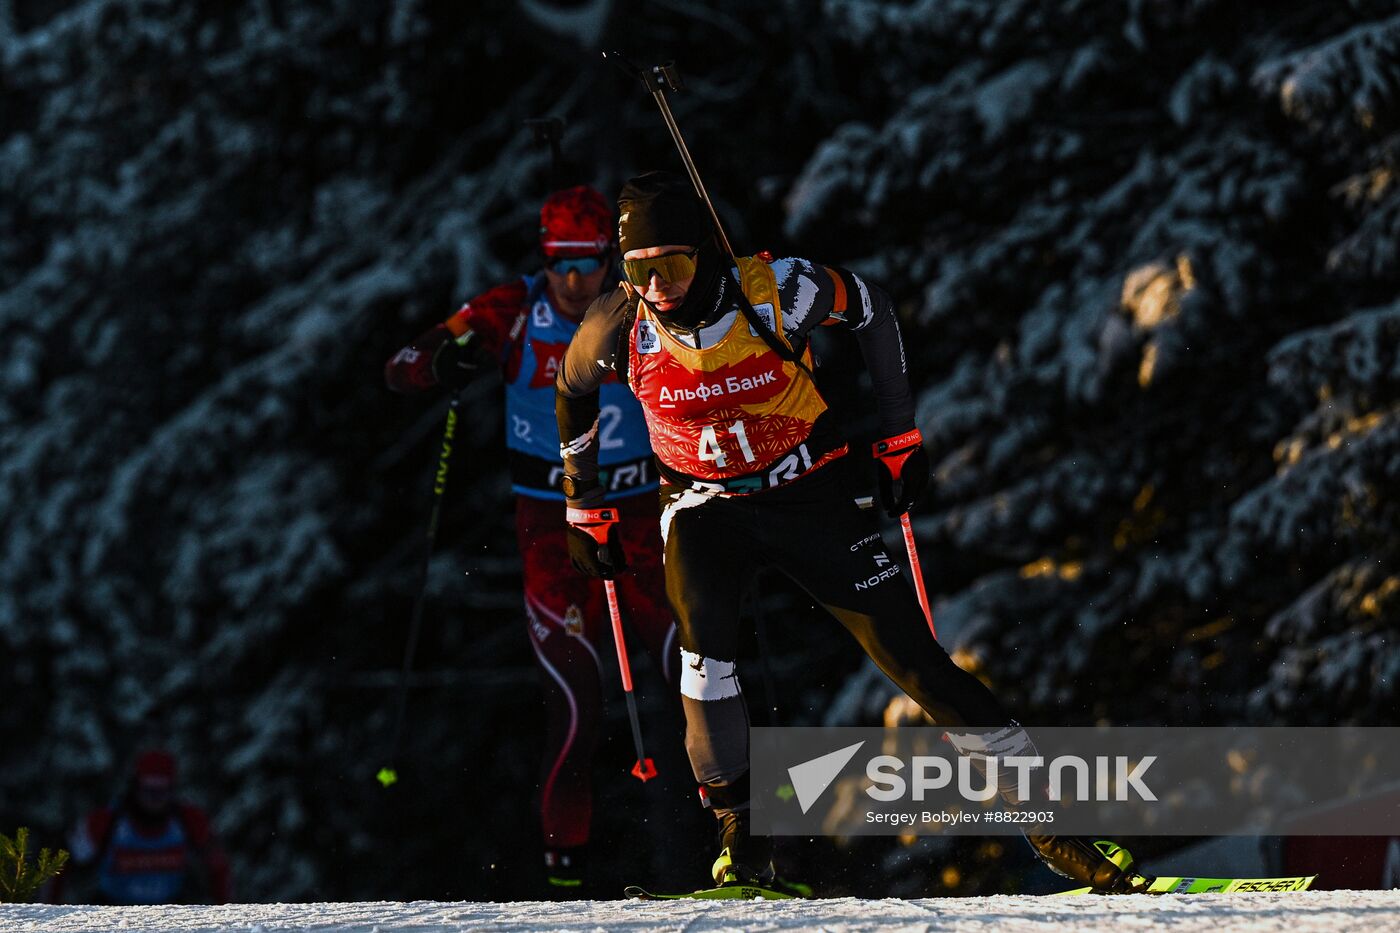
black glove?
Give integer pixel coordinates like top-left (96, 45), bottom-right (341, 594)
top-left (566, 506), bottom-right (627, 579)
top-left (431, 330), bottom-right (484, 390)
top-left (873, 428), bottom-right (930, 518)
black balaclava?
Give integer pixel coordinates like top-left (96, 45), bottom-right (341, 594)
top-left (617, 171), bottom-right (731, 329)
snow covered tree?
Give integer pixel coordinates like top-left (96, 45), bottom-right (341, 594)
top-left (3, 0), bottom-right (1395, 901)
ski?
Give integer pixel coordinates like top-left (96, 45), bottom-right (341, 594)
top-left (1053, 874), bottom-right (1317, 896)
top-left (624, 883), bottom-right (800, 901)
top-left (627, 873), bottom-right (1316, 900)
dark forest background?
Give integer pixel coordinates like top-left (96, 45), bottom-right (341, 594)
top-left (3, 0), bottom-right (1398, 902)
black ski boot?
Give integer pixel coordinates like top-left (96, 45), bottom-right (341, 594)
top-left (1026, 836), bottom-right (1150, 893)
top-left (543, 846), bottom-right (588, 897)
top-left (711, 808), bottom-right (775, 887)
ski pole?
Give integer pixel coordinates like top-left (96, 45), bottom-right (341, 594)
top-left (874, 432), bottom-right (938, 640)
top-left (378, 391), bottom-right (461, 788)
top-left (604, 578), bottom-right (659, 782)
top-left (569, 504), bottom-right (658, 781)
top-left (603, 53), bottom-right (738, 259)
top-left (900, 513), bottom-right (936, 639)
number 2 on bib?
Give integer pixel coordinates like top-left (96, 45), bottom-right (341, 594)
top-left (697, 420), bottom-right (757, 469)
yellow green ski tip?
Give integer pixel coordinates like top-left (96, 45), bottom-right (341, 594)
top-left (1053, 874), bottom-right (1317, 896)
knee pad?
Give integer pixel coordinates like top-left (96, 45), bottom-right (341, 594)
top-left (680, 648), bottom-right (741, 701)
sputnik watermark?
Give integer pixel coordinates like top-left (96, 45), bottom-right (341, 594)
top-left (755, 726), bottom-right (1400, 837)
top-left (864, 754), bottom-right (1157, 803)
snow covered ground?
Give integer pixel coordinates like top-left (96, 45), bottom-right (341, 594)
top-left (5, 892), bottom-right (1400, 932)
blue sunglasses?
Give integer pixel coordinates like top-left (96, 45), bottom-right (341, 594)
top-left (545, 253), bottom-right (608, 275)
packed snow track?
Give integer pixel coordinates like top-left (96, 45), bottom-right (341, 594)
top-left (5, 890), bottom-right (1400, 931)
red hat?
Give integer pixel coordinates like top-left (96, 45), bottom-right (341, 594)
top-left (539, 186), bottom-right (612, 257)
top-left (134, 748), bottom-right (177, 784)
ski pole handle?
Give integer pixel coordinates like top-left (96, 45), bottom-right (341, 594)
top-left (874, 429), bottom-right (922, 482)
top-left (900, 513), bottom-right (936, 639)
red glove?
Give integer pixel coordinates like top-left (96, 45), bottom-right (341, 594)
top-left (384, 325), bottom-right (484, 393)
top-left (872, 428), bottom-right (930, 518)
top-left (385, 324), bottom-right (452, 394)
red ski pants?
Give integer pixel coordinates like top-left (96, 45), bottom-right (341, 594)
top-left (515, 492), bottom-right (676, 851)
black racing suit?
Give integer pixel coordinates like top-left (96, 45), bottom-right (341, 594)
top-left (555, 256), bottom-right (1127, 890)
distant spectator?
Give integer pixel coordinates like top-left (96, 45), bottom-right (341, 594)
top-left (51, 749), bottom-right (231, 904)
